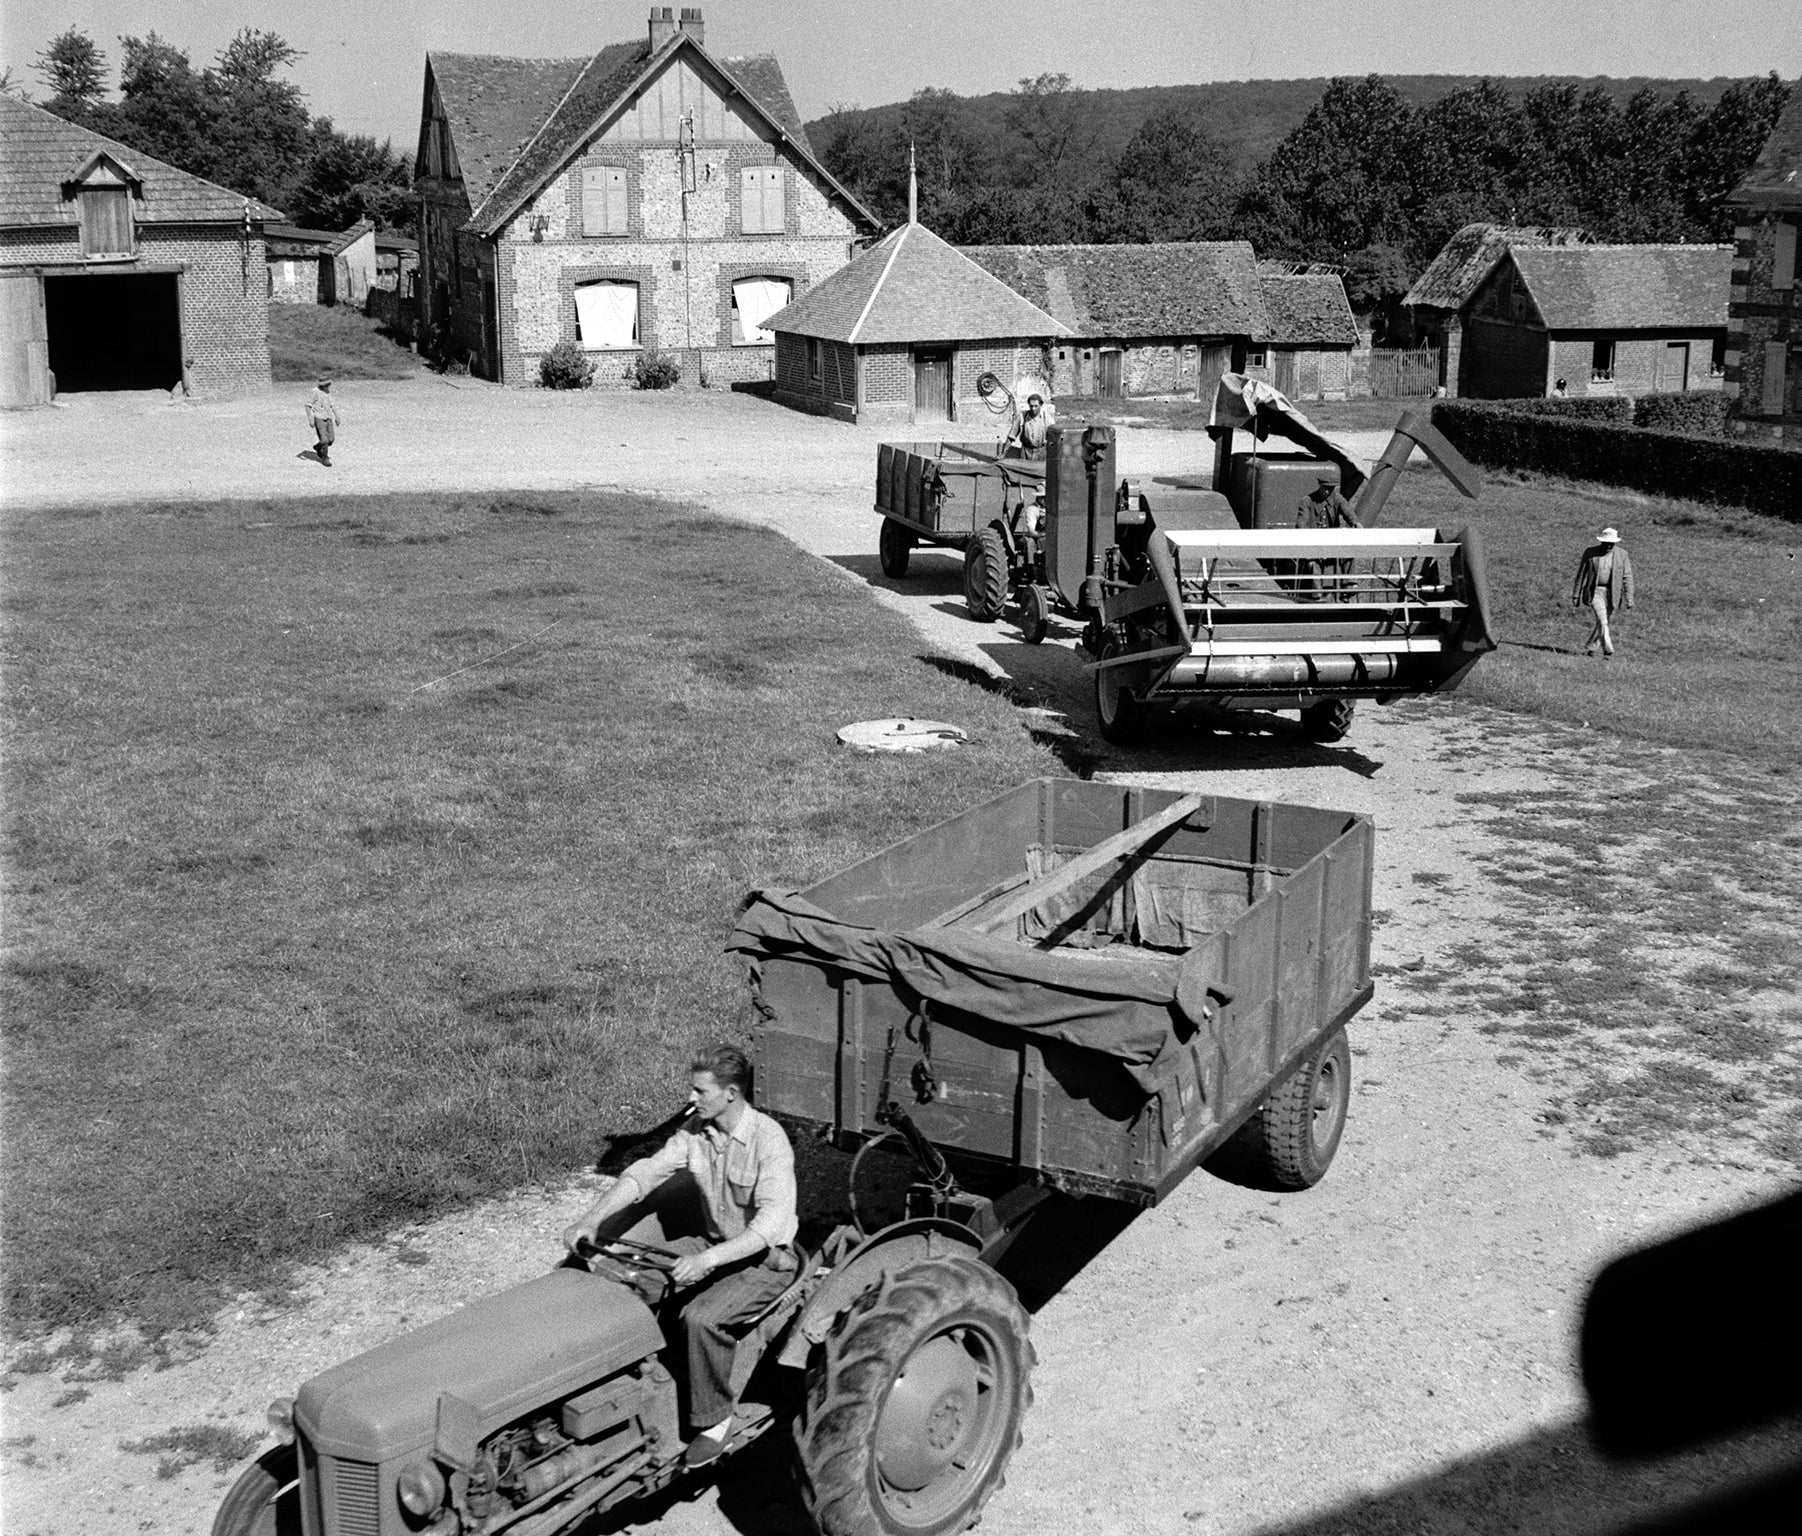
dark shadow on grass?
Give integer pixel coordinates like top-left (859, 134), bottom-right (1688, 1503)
top-left (915, 654), bottom-right (1098, 778)
top-left (1505, 639), bottom-right (1584, 656)
top-left (825, 552), bottom-right (964, 598)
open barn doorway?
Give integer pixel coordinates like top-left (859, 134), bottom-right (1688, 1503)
top-left (44, 272), bottom-right (182, 392)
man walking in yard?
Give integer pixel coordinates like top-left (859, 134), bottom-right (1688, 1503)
top-left (306, 377), bottom-right (339, 466)
top-left (1572, 526), bottom-right (1635, 657)
top-left (562, 1042), bottom-right (798, 1469)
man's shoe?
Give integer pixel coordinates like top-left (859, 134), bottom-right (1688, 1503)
top-left (682, 1432), bottom-right (729, 1470)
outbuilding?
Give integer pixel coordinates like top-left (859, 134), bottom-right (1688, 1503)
top-left (764, 218), bottom-right (1065, 425)
top-left (960, 242), bottom-right (1266, 401)
top-left (1248, 265), bottom-right (1359, 401)
top-left (1725, 81), bottom-right (1802, 437)
top-left (0, 94), bottom-right (276, 406)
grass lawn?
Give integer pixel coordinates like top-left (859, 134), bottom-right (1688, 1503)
top-left (0, 491), bottom-right (1065, 1338)
top-left (268, 301), bottom-right (424, 383)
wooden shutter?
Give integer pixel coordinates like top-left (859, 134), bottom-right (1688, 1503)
top-left (741, 166), bottom-right (782, 233)
top-left (1763, 342), bottom-right (1787, 417)
top-left (582, 167), bottom-right (626, 235)
top-left (1774, 220), bottom-right (1797, 291)
top-left (79, 188), bottom-right (132, 256)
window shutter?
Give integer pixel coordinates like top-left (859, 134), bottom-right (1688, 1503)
top-left (1774, 220), bottom-right (1797, 291)
top-left (1763, 341), bottom-right (1787, 417)
top-left (583, 168), bottom-right (626, 235)
top-left (606, 168), bottom-right (627, 233)
top-left (79, 187), bottom-right (132, 257)
top-left (740, 167), bottom-right (760, 230)
top-left (761, 167), bottom-right (783, 233)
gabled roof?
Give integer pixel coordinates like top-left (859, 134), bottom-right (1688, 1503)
top-left (324, 218), bottom-right (376, 256)
top-left (1727, 81), bottom-right (1802, 210)
top-left (424, 52), bottom-right (591, 210)
top-left (437, 33), bottom-right (873, 239)
top-left (766, 222), bottom-right (1066, 344)
top-left (1403, 224), bottom-right (1587, 312)
top-left (1257, 270), bottom-right (1358, 346)
top-left (1506, 245), bottom-right (1732, 330)
top-left (962, 243), bottom-right (1267, 340)
top-left (0, 95), bottom-right (281, 226)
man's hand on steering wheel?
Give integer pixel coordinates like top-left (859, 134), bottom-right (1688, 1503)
top-left (670, 1250), bottom-right (716, 1287)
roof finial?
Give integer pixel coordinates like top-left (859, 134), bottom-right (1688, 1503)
top-left (908, 141), bottom-right (917, 227)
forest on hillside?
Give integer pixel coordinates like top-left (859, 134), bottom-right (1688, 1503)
top-left (18, 26), bottom-right (413, 232)
top-left (809, 72), bottom-right (1791, 339)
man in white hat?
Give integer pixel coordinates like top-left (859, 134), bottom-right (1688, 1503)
top-left (1571, 526), bottom-right (1635, 657)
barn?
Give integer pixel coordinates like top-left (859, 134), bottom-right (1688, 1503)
top-left (0, 95), bottom-right (277, 406)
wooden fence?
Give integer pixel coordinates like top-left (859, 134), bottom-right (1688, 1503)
top-left (1365, 346), bottom-right (1440, 398)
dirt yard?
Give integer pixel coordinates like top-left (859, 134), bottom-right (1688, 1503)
top-left (1, 380), bottom-right (1795, 1536)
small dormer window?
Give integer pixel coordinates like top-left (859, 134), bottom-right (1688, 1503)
top-left (66, 153), bottom-right (138, 258)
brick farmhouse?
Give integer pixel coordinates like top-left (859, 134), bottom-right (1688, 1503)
top-left (415, 6), bottom-right (877, 386)
top-left (1404, 223), bottom-right (1729, 400)
top-left (765, 219), bottom-right (1065, 425)
top-left (0, 94), bottom-right (277, 406)
top-left (1725, 81), bottom-right (1802, 438)
top-left (1249, 265), bottom-right (1359, 402)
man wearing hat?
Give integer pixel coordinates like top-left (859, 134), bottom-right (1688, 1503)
top-left (1290, 470), bottom-right (1358, 599)
top-left (306, 377), bottom-right (340, 467)
top-left (1571, 526), bottom-right (1635, 656)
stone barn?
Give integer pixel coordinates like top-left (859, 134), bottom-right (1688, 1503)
top-left (1249, 265), bottom-right (1358, 401)
top-left (1725, 81), bottom-right (1802, 438)
top-left (960, 242), bottom-right (1266, 400)
top-left (764, 218), bottom-right (1065, 425)
top-left (0, 94), bottom-right (276, 406)
top-left (415, 6), bottom-right (878, 385)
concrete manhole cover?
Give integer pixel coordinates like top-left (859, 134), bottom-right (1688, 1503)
top-left (837, 718), bottom-right (968, 753)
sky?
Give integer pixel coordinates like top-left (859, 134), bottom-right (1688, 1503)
top-left (4, 0), bottom-right (1800, 151)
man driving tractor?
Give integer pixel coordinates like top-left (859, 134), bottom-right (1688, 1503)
top-left (562, 1042), bottom-right (798, 1468)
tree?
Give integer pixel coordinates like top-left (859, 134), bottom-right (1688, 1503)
top-left (34, 28), bottom-right (108, 125)
top-left (1092, 105), bottom-right (1237, 242)
top-left (206, 29), bottom-right (312, 208)
top-left (112, 34), bottom-right (217, 180)
top-left (1684, 74), bottom-right (1792, 236)
top-left (289, 122), bottom-right (414, 233)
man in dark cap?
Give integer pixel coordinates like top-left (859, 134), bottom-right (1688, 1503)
top-left (1290, 470), bottom-right (1358, 599)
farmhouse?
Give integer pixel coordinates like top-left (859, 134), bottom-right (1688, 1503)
top-left (0, 94), bottom-right (277, 406)
top-left (1248, 265), bottom-right (1359, 402)
top-left (265, 219), bottom-right (378, 307)
top-left (415, 6), bottom-right (878, 385)
top-left (1404, 223), bottom-right (1730, 399)
top-left (764, 217), bottom-right (1065, 425)
top-left (959, 242), bottom-right (1267, 401)
top-left (1725, 81), bottom-right (1802, 438)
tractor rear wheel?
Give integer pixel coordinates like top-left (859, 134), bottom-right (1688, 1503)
top-left (795, 1256), bottom-right (1034, 1536)
top-left (1094, 638), bottom-right (1147, 745)
top-left (963, 528), bottom-right (1009, 623)
top-left (212, 1444), bottom-right (300, 1536)
top-left (879, 519), bottom-right (915, 580)
top-left (1235, 1026), bottom-right (1351, 1190)
top-left (1300, 699), bottom-right (1355, 742)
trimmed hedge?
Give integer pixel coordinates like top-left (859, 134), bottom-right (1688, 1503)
top-left (1503, 396), bottom-right (1634, 423)
top-left (1633, 390), bottom-right (1733, 436)
top-left (1433, 401), bottom-right (1802, 520)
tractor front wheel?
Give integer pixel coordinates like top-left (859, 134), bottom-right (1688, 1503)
top-left (963, 528), bottom-right (1009, 623)
top-left (1019, 586), bottom-right (1051, 645)
top-left (879, 519), bottom-right (915, 580)
top-left (211, 1444), bottom-right (300, 1536)
top-left (795, 1256), bottom-right (1034, 1536)
top-left (1300, 699), bottom-right (1355, 742)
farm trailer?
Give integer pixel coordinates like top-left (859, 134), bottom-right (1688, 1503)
top-left (218, 778), bottom-right (1374, 1536)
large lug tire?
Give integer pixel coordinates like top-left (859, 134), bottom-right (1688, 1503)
top-left (1238, 1026), bottom-right (1352, 1190)
top-left (212, 1444), bottom-right (300, 1536)
top-left (1300, 698), bottom-right (1355, 742)
top-left (795, 1256), bottom-right (1034, 1536)
top-left (879, 519), bottom-right (915, 580)
top-left (1094, 637), bottom-right (1147, 746)
top-left (962, 527), bottom-right (1009, 623)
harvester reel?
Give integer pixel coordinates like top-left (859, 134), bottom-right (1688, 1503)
top-left (794, 1256), bottom-right (1034, 1536)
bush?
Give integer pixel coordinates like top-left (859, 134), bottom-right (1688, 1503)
top-left (1432, 401), bottom-right (1802, 520)
top-left (1634, 391), bottom-right (1732, 436)
top-left (1502, 396), bottom-right (1634, 423)
top-left (538, 339), bottom-right (595, 390)
top-left (629, 348), bottom-right (681, 390)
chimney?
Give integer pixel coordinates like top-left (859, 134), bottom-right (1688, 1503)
top-left (648, 6), bottom-right (676, 50)
top-left (677, 7), bottom-right (705, 46)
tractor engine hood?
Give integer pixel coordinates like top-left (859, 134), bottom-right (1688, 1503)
top-left (294, 1268), bottom-right (663, 1461)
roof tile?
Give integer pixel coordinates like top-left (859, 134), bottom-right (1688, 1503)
top-left (1402, 223), bottom-right (1586, 311)
top-left (962, 243), bottom-right (1267, 338)
top-left (1727, 80), bottom-right (1802, 209)
top-left (1507, 244), bottom-right (1731, 329)
top-left (1257, 271), bottom-right (1358, 345)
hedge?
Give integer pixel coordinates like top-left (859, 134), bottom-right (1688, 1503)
top-left (1632, 390), bottom-right (1733, 436)
top-left (1503, 396), bottom-right (1634, 423)
top-left (1432, 401), bottom-right (1802, 520)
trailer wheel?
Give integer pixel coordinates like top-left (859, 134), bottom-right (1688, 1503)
top-left (880, 519), bottom-right (915, 580)
top-left (963, 528), bottom-right (1009, 623)
top-left (795, 1256), bottom-right (1034, 1536)
top-left (1240, 1026), bottom-right (1351, 1190)
top-left (212, 1444), bottom-right (300, 1536)
top-left (1094, 639), bottom-right (1146, 745)
top-left (1019, 586), bottom-right (1051, 645)
top-left (1300, 699), bottom-right (1355, 742)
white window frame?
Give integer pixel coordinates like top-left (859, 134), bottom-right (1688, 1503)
top-left (1590, 339), bottom-right (1616, 383)
top-left (573, 280), bottom-right (641, 351)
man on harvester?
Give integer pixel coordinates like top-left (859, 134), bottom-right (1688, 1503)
top-left (1286, 470), bottom-right (1359, 599)
top-left (562, 1042), bottom-right (798, 1469)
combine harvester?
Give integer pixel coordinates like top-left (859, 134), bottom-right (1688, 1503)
top-left (873, 375), bottom-right (1498, 746)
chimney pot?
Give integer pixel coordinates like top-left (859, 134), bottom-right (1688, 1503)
top-left (677, 8), bottom-right (705, 47)
top-left (648, 6), bottom-right (676, 50)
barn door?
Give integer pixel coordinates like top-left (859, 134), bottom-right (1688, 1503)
top-left (1273, 351), bottom-right (1299, 398)
top-left (913, 348), bottom-right (951, 421)
top-left (1661, 342), bottom-right (1689, 392)
top-left (1099, 348), bottom-right (1123, 398)
top-left (0, 271), bottom-right (50, 406)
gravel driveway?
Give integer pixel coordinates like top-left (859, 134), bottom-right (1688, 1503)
top-left (1, 380), bottom-right (1793, 1536)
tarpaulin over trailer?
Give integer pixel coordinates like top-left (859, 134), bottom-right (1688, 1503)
top-left (728, 888), bottom-right (1233, 1095)
top-left (1207, 371), bottom-right (1370, 496)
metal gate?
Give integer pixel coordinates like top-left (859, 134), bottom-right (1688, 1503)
top-left (1367, 346), bottom-right (1440, 398)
